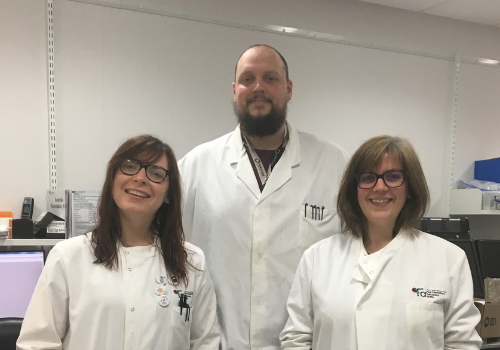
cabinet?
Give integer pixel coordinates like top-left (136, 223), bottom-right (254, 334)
top-left (449, 189), bottom-right (500, 240)
top-left (0, 239), bottom-right (62, 246)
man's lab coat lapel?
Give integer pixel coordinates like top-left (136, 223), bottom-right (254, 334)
top-left (225, 123), bottom-right (301, 202)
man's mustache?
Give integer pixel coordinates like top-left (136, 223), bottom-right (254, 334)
top-left (247, 95), bottom-right (273, 104)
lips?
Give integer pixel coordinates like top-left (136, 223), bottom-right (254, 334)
top-left (125, 189), bottom-right (150, 198)
top-left (248, 95), bottom-right (272, 104)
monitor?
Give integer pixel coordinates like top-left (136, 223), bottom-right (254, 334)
top-left (0, 251), bottom-right (45, 318)
top-left (447, 239), bottom-right (484, 299)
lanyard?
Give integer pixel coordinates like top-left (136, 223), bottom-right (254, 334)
top-left (241, 125), bottom-right (288, 188)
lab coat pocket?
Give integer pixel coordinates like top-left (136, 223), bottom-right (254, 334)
top-left (170, 305), bottom-right (192, 350)
top-left (406, 302), bottom-right (444, 349)
top-left (298, 207), bottom-right (337, 251)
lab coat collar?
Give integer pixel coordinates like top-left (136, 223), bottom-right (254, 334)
top-left (351, 231), bottom-right (409, 284)
top-left (118, 238), bottom-right (159, 258)
top-left (226, 124), bottom-right (246, 165)
top-left (225, 122), bottom-right (301, 200)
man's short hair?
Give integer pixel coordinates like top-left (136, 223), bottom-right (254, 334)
top-left (234, 44), bottom-right (289, 82)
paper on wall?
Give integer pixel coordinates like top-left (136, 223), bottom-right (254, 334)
top-left (68, 190), bottom-right (100, 238)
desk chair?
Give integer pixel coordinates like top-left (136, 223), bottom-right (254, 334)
top-left (0, 318), bottom-right (23, 350)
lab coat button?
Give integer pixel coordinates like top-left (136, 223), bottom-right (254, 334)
top-left (131, 307), bottom-right (135, 312)
top-left (357, 307), bottom-right (362, 311)
top-left (125, 251), bottom-right (129, 255)
top-left (128, 268), bottom-right (132, 271)
top-left (258, 252), bottom-right (263, 258)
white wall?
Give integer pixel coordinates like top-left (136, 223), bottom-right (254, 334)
top-left (112, 0), bottom-right (500, 60)
top-left (52, 0), bottom-right (456, 217)
top-left (454, 63), bottom-right (500, 182)
top-left (0, 0), bottom-right (49, 219)
top-left (1, 0), bottom-right (500, 222)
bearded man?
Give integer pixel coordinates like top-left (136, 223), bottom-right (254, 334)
top-left (179, 44), bottom-right (349, 350)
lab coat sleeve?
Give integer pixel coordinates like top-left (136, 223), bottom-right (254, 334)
top-left (16, 247), bottom-right (69, 350)
top-left (443, 249), bottom-right (482, 350)
top-left (178, 155), bottom-right (196, 241)
top-left (190, 252), bottom-right (220, 350)
top-left (280, 252), bottom-right (314, 349)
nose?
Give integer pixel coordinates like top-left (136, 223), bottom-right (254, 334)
top-left (372, 177), bottom-right (388, 191)
top-left (133, 168), bottom-right (148, 183)
top-left (252, 77), bottom-right (265, 92)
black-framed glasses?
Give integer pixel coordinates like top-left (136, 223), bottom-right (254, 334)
top-left (357, 170), bottom-right (406, 189)
top-left (120, 159), bottom-right (169, 183)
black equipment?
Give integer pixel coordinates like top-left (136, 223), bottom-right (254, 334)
top-left (447, 239), bottom-right (485, 299)
top-left (475, 240), bottom-right (500, 280)
top-left (420, 217), bottom-right (470, 239)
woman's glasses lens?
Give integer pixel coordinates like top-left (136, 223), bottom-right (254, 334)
top-left (147, 167), bottom-right (168, 183)
top-left (357, 171), bottom-right (405, 189)
top-left (121, 160), bottom-right (140, 175)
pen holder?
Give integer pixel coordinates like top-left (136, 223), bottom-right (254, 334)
top-left (12, 219), bottom-right (34, 239)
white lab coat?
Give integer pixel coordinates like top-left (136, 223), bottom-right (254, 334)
top-left (179, 123), bottom-right (349, 350)
top-left (17, 234), bottom-right (220, 350)
top-left (280, 230), bottom-right (482, 350)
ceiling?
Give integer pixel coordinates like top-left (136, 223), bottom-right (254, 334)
top-left (359, 0), bottom-right (500, 27)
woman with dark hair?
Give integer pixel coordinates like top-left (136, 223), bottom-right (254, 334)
top-left (17, 135), bottom-right (220, 350)
top-left (280, 135), bottom-right (481, 350)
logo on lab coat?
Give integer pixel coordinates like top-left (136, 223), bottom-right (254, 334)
top-left (412, 287), bottom-right (447, 298)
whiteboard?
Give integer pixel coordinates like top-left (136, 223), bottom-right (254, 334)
top-left (54, 0), bottom-right (455, 216)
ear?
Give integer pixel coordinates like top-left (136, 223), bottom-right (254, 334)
top-left (164, 192), bottom-right (169, 204)
top-left (286, 79), bottom-right (293, 100)
top-left (232, 81), bottom-right (236, 101)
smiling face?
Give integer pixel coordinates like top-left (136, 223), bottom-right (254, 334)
top-left (357, 153), bottom-right (408, 234)
top-left (233, 46), bottom-right (293, 137)
top-left (112, 154), bottom-right (169, 223)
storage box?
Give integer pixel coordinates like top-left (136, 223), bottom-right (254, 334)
top-left (0, 211), bottom-right (13, 238)
top-left (482, 191), bottom-right (500, 210)
top-left (475, 300), bottom-right (500, 338)
top-left (475, 158), bottom-right (500, 183)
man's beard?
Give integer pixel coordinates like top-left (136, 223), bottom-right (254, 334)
top-left (233, 99), bottom-right (287, 138)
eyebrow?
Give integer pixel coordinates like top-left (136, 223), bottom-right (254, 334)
top-left (365, 168), bottom-right (404, 174)
top-left (238, 69), bottom-right (281, 78)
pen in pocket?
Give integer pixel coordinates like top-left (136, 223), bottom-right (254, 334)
top-left (304, 204), bottom-right (326, 221)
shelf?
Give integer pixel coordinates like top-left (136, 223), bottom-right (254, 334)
top-left (0, 239), bottom-right (62, 246)
top-left (450, 189), bottom-right (500, 216)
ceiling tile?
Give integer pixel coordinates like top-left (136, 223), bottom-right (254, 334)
top-left (424, 0), bottom-right (500, 26)
top-left (359, 0), bottom-right (450, 12)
